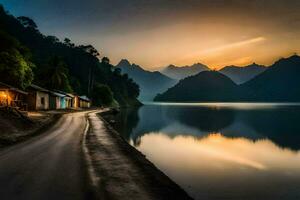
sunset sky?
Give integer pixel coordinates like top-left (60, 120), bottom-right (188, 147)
top-left (1, 0), bottom-right (300, 70)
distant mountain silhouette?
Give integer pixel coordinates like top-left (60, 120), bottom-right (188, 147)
top-left (155, 55), bottom-right (300, 102)
top-left (160, 63), bottom-right (210, 80)
top-left (116, 59), bottom-right (177, 101)
top-left (219, 63), bottom-right (267, 84)
top-left (154, 71), bottom-right (239, 102)
top-left (241, 55), bottom-right (300, 101)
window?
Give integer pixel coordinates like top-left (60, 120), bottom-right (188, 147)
top-left (41, 97), bottom-right (45, 105)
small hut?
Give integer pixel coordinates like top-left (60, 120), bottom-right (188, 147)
top-left (79, 96), bottom-right (91, 108)
top-left (0, 82), bottom-right (28, 110)
top-left (54, 91), bottom-right (80, 109)
top-left (49, 91), bottom-right (66, 109)
top-left (27, 84), bottom-right (50, 110)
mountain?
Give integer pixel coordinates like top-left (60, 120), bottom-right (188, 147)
top-left (219, 63), bottom-right (267, 84)
top-left (160, 63), bottom-right (210, 80)
top-left (154, 71), bottom-right (239, 102)
top-left (155, 55), bottom-right (300, 102)
top-left (116, 59), bottom-right (177, 101)
top-left (241, 55), bottom-right (300, 102)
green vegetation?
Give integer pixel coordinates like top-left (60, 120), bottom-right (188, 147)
top-left (92, 84), bottom-right (114, 106)
top-left (0, 5), bottom-right (141, 106)
top-left (37, 55), bottom-right (73, 93)
top-left (0, 31), bottom-right (34, 89)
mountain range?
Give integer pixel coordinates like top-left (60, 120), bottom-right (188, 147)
top-left (160, 63), bottom-right (210, 80)
top-left (154, 55), bottom-right (300, 102)
top-left (116, 59), bottom-right (177, 101)
top-left (219, 63), bottom-right (267, 84)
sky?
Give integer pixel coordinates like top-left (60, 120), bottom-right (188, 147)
top-left (1, 0), bottom-right (300, 70)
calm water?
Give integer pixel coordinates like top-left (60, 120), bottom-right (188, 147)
top-left (111, 103), bottom-right (300, 200)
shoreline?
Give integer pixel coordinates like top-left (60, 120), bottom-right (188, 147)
top-left (84, 110), bottom-right (193, 200)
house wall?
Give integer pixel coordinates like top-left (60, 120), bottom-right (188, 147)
top-left (79, 100), bottom-right (90, 108)
top-left (49, 95), bottom-right (60, 110)
top-left (65, 98), bottom-right (72, 108)
top-left (35, 91), bottom-right (49, 110)
top-left (73, 96), bottom-right (79, 108)
top-left (60, 97), bottom-right (66, 109)
top-left (0, 90), bottom-right (9, 106)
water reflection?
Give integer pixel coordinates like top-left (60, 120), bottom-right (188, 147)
top-left (111, 103), bottom-right (300, 200)
top-left (137, 133), bottom-right (300, 200)
top-left (113, 104), bottom-right (300, 150)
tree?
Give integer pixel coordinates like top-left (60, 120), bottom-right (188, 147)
top-left (92, 84), bottom-right (113, 106)
top-left (42, 56), bottom-right (73, 92)
top-left (0, 31), bottom-right (34, 88)
top-left (79, 45), bottom-right (100, 58)
top-left (17, 16), bottom-right (38, 30)
top-left (64, 38), bottom-right (75, 47)
top-left (101, 56), bottom-right (110, 64)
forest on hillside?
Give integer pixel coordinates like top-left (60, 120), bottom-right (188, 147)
top-left (0, 5), bottom-right (141, 106)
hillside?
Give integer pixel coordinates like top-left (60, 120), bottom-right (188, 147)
top-left (0, 5), bottom-right (140, 106)
top-left (219, 63), bottom-right (267, 84)
top-left (154, 71), bottom-right (239, 102)
top-left (116, 59), bottom-right (177, 101)
top-left (160, 63), bottom-right (210, 80)
top-left (155, 55), bottom-right (300, 102)
top-left (241, 55), bottom-right (300, 101)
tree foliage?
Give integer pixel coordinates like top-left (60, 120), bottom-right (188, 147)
top-left (0, 5), bottom-right (141, 106)
top-left (0, 31), bottom-right (34, 88)
top-left (37, 55), bottom-right (73, 92)
top-left (92, 84), bottom-right (113, 106)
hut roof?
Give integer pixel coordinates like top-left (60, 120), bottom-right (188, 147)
top-left (79, 95), bottom-right (90, 102)
top-left (0, 82), bottom-right (28, 95)
top-left (49, 91), bottom-right (66, 97)
top-left (28, 84), bottom-right (50, 93)
top-left (54, 90), bottom-right (75, 98)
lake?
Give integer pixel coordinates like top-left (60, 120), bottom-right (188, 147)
top-left (111, 103), bottom-right (300, 200)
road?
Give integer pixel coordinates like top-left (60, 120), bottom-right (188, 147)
top-left (0, 111), bottom-right (92, 200)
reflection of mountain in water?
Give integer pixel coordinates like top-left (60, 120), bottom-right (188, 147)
top-left (114, 105), bottom-right (300, 150)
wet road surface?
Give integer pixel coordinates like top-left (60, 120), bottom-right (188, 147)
top-left (0, 111), bottom-right (91, 200)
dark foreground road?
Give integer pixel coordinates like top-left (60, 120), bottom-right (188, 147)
top-left (0, 111), bottom-right (91, 200)
top-left (0, 110), bottom-right (192, 200)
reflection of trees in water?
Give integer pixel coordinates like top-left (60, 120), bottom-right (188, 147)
top-left (117, 105), bottom-right (300, 151)
top-left (169, 107), bottom-right (235, 132)
top-left (112, 107), bottom-right (140, 141)
top-left (241, 107), bottom-right (300, 150)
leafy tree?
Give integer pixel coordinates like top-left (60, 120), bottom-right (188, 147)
top-left (40, 56), bottom-right (73, 92)
top-left (17, 16), bottom-right (38, 30)
top-left (0, 31), bottom-right (34, 88)
top-left (92, 84), bottom-right (113, 106)
top-left (0, 5), bottom-right (141, 106)
top-left (101, 56), bottom-right (110, 64)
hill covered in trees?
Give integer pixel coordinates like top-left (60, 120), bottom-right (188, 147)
top-left (116, 59), bottom-right (176, 101)
top-left (0, 5), bottom-right (140, 106)
top-left (241, 55), bottom-right (300, 102)
top-left (154, 71), bottom-right (239, 102)
top-left (155, 55), bottom-right (300, 102)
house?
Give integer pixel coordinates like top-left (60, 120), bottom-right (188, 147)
top-left (27, 84), bottom-right (50, 110)
top-left (0, 82), bottom-right (28, 110)
top-left (54, 91), bottom-right (79, 109)
top-left (49, 91), bottom-right (66, 109)
top-left (79, 96), bottom-right (91, 108)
